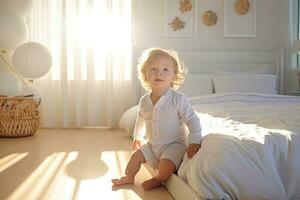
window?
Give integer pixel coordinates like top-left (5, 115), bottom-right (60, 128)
top-left (294, 0), bottom-right (300, 68)
top-left (297, 0), bottom-right (300, 68)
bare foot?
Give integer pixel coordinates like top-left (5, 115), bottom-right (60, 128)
top-left (111, 176), bottom-right (134, 186)
top-left (142, 177), bottom-right (162, 190)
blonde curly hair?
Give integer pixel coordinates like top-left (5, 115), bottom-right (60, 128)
top-left (137, 48), bottom-right (187, 91)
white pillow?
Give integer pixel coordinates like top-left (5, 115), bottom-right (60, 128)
top-left (119, 105), bottom-right (138, 137)
top-left (213, 66), bottom-right (270, 75)
top-left (177, 74), bottom-right (213, 97)
top-left (213, 74), bottom-right (277, 94)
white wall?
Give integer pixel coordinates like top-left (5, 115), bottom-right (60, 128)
top-left (132, 0), bottom-right (290, 97)
top-left (281, 0), bottom-right (299, 91)
top-left (133, 0), bottom-right (284, 51)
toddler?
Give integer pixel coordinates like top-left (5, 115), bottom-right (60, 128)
top-left (112, 47), bottom-right (202, 190)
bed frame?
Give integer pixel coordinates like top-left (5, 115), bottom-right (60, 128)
top-left (179, 48), bottom-right (285, 94)
top-left (144, 49), bottom-right (286, 200)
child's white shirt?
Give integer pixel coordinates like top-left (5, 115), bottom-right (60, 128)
top-left (133, 88), bottom-right (202, 146)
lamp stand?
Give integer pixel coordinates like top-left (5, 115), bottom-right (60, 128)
top-left (0, 49), bottom-right (29, 87)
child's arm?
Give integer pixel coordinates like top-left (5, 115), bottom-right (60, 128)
top-left (133, 111), bottom-right (145, 140)
top-left (179, 95), bottom-right (202, 157)
top-left (133, 100), bottom-right (146, 150)
top-left (185, 115), bottom-right (202, 144)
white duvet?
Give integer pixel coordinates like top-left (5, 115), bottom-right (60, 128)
top-left (178, 93), bottom-right (300, 200)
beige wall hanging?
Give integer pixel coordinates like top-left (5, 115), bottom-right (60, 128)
top-left (234, 0), bottom-right (250, 15)
top-left (224, 0), bottom-right (256, 38)
top-left (169, 17), bottom-right (186, 31)
top-left (202, 10), bottom-right (217, 26)
top-left (163, 0), bottom-right (197, 37)
top-left (179, 0), bottom-right (193, 13)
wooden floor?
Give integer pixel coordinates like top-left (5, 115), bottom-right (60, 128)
top-left (0, 129), bottom-right (174, 200)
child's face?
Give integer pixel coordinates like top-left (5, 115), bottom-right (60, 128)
top-left (145, 55), bottom-right (175, 90)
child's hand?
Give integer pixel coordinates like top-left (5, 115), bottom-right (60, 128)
top-left (132, 140), bottom-right (141, 150)
top-left (187, 143), bottom-right (201, 158)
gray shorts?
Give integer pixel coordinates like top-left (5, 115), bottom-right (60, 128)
top-left (139, 142), bottom-right (186, 170)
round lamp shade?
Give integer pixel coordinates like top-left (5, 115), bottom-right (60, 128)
top-left (12, 42), bottom-right (52, 79)
top-left (0, 12), bottom-right (28, 51)
top-left (0, 70), bottom-right (22, 96)
top-left (0, 0), bottom-right (34, 17)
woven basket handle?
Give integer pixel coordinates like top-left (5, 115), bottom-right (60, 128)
top-left (14, 95), bottom-right (41, 106)
top-left (37, 98), bottom-right (41, 106)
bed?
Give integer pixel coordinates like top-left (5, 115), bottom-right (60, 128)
top-left (177, 93), bottom-right (300, 199)
top-left (119, 49), bottom-right (300, 200)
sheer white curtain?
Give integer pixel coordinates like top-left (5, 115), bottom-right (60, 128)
top-left (26, 0), bottom-right (135, 128)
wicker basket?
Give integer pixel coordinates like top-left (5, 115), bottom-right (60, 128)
top-left (0, 96), bottom-right (41, 137)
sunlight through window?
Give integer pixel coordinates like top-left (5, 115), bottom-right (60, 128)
top-left (27, 0), bottom-right (134, 127)
top-left (0, 153), bottom-right (28, 173)
top-left (61, 0), bottom-right (132, 81)
top-left (7, 152), bottom-right (70, 200)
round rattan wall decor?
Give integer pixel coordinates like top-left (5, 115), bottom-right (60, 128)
top-left (202, 10), bottom-right (217, 26)
top-left (234, 0), bottom-right (250, 15)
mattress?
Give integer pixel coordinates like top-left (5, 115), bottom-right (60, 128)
top-left (178, 93), bottom-right (300, 200)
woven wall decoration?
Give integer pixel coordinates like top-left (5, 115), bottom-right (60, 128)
top-left (202, 10), bottom-right (217, 26)
top-left (234, 0), bottom-right (250, 15)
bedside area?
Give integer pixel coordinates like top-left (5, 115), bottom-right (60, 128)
top-left (289, 89), bottom-right (300, 96)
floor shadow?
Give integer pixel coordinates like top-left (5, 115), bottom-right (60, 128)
top-left (0, 129), bottom-right (131, 200)
top-left (65, 153), bottom-right (108, 180)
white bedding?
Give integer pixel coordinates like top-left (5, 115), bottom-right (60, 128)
top-left (178, 93), bottom-right (300, 200)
